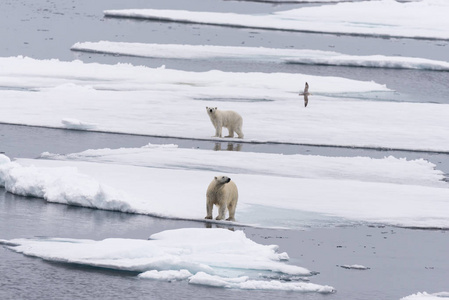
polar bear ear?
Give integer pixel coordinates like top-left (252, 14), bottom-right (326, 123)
top-left (214, 176), bottom-right (217, 180)
top-left (215, 107), bottom-right (217, 110)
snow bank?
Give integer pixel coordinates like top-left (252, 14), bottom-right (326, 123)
top-left (1, 228), bottom-right (335, 292)
top-left (41, 144), bottom-right (446, 188)
top-left (104, 0), bottom-right (449, 40)
top-left (1, 150), bottom-right (449, 229)
top-left (2, 57), bottom-right (449, 152)
top-left (401, 292), bottom-right (449, 300)
top-left (72, 41), bottom-right (449, 71)
top-left (0, 154), bottom-right (133, 212)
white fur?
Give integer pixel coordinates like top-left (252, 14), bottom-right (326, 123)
top-left (205, 176), bottom-right (239, 221)
top-left (206, 107), bottom-right (244, 138)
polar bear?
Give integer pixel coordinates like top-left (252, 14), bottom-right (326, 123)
top-left (205, 175), bottom-right (238, 221)
top-left (206, 107), bottom-right (244, 139)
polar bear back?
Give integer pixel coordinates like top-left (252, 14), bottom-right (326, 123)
top-left (215, 110), bottom-right (243, 127)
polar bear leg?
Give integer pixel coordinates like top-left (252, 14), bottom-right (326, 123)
top-left (225, 127), bottom-right (234, 138)
top-left (216, 204), bottom-right (226, 220)
top-left (226, 201), bottom-right (236, 221)
top-left (216, 125), bottom-right (223, 138)
top-left (205, 201), bottom-right (213, 219)
top-left (235, 127), bottom-right (244, 139)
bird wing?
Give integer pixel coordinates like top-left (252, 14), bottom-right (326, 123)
top-left (304, 82), bottom-right (309, 93)
top-left (304, 95), bottom-right (308, 107)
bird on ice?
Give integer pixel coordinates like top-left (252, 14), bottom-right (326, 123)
top-left (299, 82), bottom-right (310, 107)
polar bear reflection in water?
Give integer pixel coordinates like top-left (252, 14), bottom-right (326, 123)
top-left (206, 107), bottom-right (244, 139)
top-left (205, 176), bottom-right (239, 222)
top-left (213, 143), bottom-right (242, 151)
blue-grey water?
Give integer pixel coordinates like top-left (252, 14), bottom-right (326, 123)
top-left (1, 0), bottom-right (449, 299)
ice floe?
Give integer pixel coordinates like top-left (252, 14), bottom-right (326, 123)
top-left (104, 0), bottom-right (449, 40)
top-left (0, 228), bottom-right (335, 293)
top-left (40, 144), bottom-right (446, 188)
top-left (339, 264), bottom-right (370, 270)
top-left (401, 292), bottom-right (449, 300)
top-left (1, 57), bottom-right (449, 152)
top-left (71, 41), bottom-right (449, 71)
top-left (234, 0), bottom-right (348, 3)
top-left (1, 143), bottom-right (448, 229)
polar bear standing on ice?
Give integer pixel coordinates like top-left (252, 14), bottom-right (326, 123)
top-left (205, 176), bottom-right (238, 221)
top-left (206, 107), bottom-right (244, 139)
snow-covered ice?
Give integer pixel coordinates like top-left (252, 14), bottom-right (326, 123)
top-left (188, 272), bottom-right (333, 292)
top-left (0, 228), bottom-right (335, 293)
top-left (104, 0), bottom-right (449, 40)
top-left (71, 41), bottom-right (449, 71)
top-left (401, 292), bottom-right (449, 300)
top-left (1, 57), bottom-right (449, 152)
top-left (41, 144), bottom-right (446, 188)
top-left (1, 143), bottom-right (448, 229)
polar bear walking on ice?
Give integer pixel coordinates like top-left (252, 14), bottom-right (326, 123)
top-left (206, 107), bottom-right (244, 139)
top-left (205, 176), bottom-right (238, 221)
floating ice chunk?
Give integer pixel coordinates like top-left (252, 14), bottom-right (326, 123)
top-left (189, 272), bottom-right (336, 293)
top-left (2, 153), bottom-right (449, 229)
top-left (339, 264), bottom-right (370, 270)
top-left (62, 118), bottom-right (97, 130)
top-left (104, 1), bottom-right (449, 40)
top-left (2, 56), bottom-right (449, 152)
top-left (2, 228), bottom-right (334, 292)
top-left (400, 291), bottom-right (449, 299)
top-left (71, 41), bottom-right (449, 72)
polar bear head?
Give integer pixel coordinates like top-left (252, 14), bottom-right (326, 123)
top-left (206, 107), bottom-right (218, 115)
top-left (215, 175), bottom-right (231, 184)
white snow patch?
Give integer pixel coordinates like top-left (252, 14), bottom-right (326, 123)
top-left (72, 41), bottom-right (449, 71)
top-left (1, 228), bottom-right (334, 292)
top-left (104, 0), bottom-right (449, 40)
